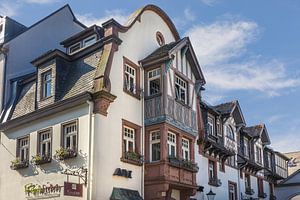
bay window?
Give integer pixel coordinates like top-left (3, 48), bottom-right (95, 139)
top-left (148, 68), bottom-right (161, 96)
top-left (182, 138), bottom-right (190, 160)
top-left (150, 131), bottom-right (160, 162)
top-left (175, 75), bottom-right (187, 104)
top-left (167, 132), bottom-right (176, 158)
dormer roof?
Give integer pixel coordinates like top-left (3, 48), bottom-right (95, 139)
top-left (213, 100), bottom-right (246, 126)
top-left (242, 124), bottom-right (271, 145)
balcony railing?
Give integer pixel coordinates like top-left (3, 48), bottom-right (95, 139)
top-left (208, 177), bottom-right (222, 187)
top-left (168, 157), bottom-right (199, 172)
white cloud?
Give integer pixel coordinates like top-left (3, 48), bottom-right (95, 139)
top-left (0, 1), bottom-right (19, 16)
top-left (185, 19), bottom-right (300, 97)
top-left (24, 0), bottom-right (59, 4)
top-left (200, 0), bottom-right (218, 6)
top-left (184, 8), bottom-right (196, 22)
top-left (77, 9), bottom-right (128, 27)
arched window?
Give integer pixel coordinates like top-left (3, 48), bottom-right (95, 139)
top-left (226, 125), bottom-right (235, 140)
top-left (156, 31), bottom-right (165, 46)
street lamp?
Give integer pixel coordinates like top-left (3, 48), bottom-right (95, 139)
top-left (206, 189), bottom-right (216, 200)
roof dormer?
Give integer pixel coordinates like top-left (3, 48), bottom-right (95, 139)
top-left (60, 25), bottom-right (104, 55)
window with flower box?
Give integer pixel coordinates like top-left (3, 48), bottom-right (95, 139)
top-left (122, 119), bottom-right (142, 165)
top-left (18, 136), bottom-right (29, 162)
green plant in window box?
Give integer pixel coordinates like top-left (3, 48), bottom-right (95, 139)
top-left (125, 151), bottom-right (142, 163)
top-left (182, 159), bottom-right (199, 172)
top-left (31, 154), bottom-right (51, 165)
top-left (10, 158), bottom-right (29, 170)
top-left (54, 147), bottom-right (77, 160)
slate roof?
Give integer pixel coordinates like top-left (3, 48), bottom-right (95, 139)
top-left (140, 38), bottom-right (184, 63)
top-left (242, 124), bottom-right (264, 138)
top-left (6, 48), bottom-right (102, 122)
top-left (212, 101), bottom-right (237, 115)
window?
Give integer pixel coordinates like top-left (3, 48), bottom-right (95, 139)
top-left (244, 138), bottom-right (249, 158)
top-left (256, 146), bottom-right (262, 164)
top-left (148, 68), bottom-right (161, 96)
top-left (69, 42), bottom-right (81, 54)
top-left (167, 132), bottom-right (176, 158)
top-left (62, 121), bottom-right (78, 151)
top-left (0, 24), bottom-right (3, 33)
top-left (83, 35), bottom-right (97, 47)
top-left (38, 130), bottom-right (51, 157)
top-left (156, 31), bottom-right (165, 46)
top-left (219, 160), bottom-right (225, 172)
top-left (124, 126), bottom-right (135, 152)
top-left (150, 131), bottom-right (160, 162)
top-left (208, 160), bottom-right (217, 181)
top-left (123, 57), bottom-right (140, 98)
top-left (226, 125), bottom-right (235, 140)
top-left (17, 137), bottom-right (29, 162)
top-left (257, 178), bottom-right (264, 195)
top-left (245, 174), bottom-right (251, 189)
top-left (41, 71), bottom-right (52, 99)
top-left (267, 152), bottom-right (272, 169)
top-left (216, 119), bottom-right (222, 136)
top-left (182, 138), bottom-right (190, 160)
top-left (228, 182), bottom-right (237, 200)
top-left (175, 75), bottom-right (187, 104)
top-left (227, 155), bottom-right (236, 167)
top-left (208, 116), bottom-right (214, 136)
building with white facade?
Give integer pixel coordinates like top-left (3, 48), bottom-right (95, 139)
top-left (0, 4), bottom-right (289, 200)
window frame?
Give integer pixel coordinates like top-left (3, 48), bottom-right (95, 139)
top-left (61, 120), bottom-right (79, 151)
top-left (256, 145), bottom-right (262, 164)
top-left (41, 70), bottom-right (52, 100)
top-left (156, 31), bottom-right (165, 46)
top-left (207, 116), bottom-right (215, 136)
top-left (226, 125), bottom-right (235, 141)
top-left (68, 42), bottom-right (81, 54)
top-left (150, 130), bottom-right (161, 162)
top-left (123, 126), bottom-right (135, 153)
top-left (82, 34), bottom-right (97, 48)
top-left (17, 135), bottom-right (30, 162)
top-left (37, 128), bottom-right (52, 157)
top-left (123, 57), bottom-right (140, 99)
top-left (208, 159), bottom-right (217, 182)
top-left (167, 132), bottom-right (176, 158)
top-left (147, 68), bottom-right (161, 96)
top-left (174, 74), bottom-right (188, 105)
top-left (244, 138), bottom-right (249, 158)
top-left (245, 173), bottom-right (251, 190)
top-left (182, 137), bottom-right (190, 161)
top-left (228, 181), bottom-right (237, 200)
top-left (121, 119), bottom-right (142, 165)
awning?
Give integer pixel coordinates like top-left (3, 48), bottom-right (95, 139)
top-left (110, 187), bottom-right (143, 200)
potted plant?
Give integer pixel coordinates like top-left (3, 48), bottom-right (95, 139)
top-left (54, 147), bottom-right (77, 160)
top-left (10, 158), bottom-right (29, 170)
top-left (125, 151), bottom-right (142, 163)
top-left (31, 154), bottom-right (51, 165)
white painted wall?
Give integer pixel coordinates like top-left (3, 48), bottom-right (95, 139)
top-left (0, 104), bottom-right (91, 200)
top-left (91, 9), bottom-right (177, 199)
top-left (1, 6), bottom-right (84, 105)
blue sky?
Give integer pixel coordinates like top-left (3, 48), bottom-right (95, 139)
top-left (1, 0), bottom-right (300, 153)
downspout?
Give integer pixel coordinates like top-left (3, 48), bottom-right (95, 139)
top-left (140, 64), bottom-right (145, 198)
top-left (87, 100), bottom-right (95, 200)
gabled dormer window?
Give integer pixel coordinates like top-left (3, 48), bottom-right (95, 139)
top-left (41, 70), bottom-right (52, 99)
top-left (83, 35), bottom-right (97, 47)
top-left (69, 42), bottom-right (81, 54)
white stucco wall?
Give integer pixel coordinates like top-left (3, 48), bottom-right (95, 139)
top-left (91, 9), bottom-right (177, 200)
top-left (2, 6), bottom-right (84, 105)
top-left (0, 104), bottom-right (91, 200)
